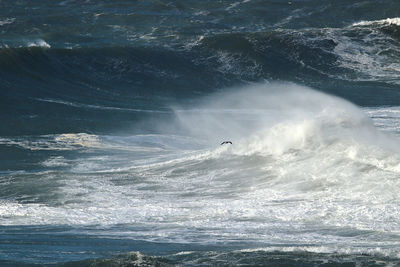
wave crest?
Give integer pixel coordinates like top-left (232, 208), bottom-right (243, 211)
top-left (353, 17), bottom-right (400, 27)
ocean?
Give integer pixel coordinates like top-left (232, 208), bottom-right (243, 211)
top-left (2, 0), bottom-right (400, 266)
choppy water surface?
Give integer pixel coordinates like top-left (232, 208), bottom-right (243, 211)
top-left (2, 0), bottom-right (400, 266)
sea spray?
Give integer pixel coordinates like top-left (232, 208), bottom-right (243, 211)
top-left (2, 1), bottom-right (400, 264)
top-left (2, 84), bottom-right (400, 256)
top-left (173, 82), bottom-right (386, 149)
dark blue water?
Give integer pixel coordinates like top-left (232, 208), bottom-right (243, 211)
top-left (2, 1), bottom-right (400, 266)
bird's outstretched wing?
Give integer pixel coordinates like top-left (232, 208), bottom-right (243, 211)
top-left (221, 141), bottom-right (232, 145)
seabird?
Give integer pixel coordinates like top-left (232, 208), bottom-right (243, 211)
top-left (221, 141), bottom-right (232, 145)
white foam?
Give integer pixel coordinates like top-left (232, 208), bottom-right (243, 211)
top-left (324, 21), bottom-right (400, 84)
top-left (211, 50), bottom-right (262, 77)
top-left (4, 83), bottom-right (400, 256)
top-left (0, 18), bottom-right (15, 26)
top-left (226, 0), bottom-right (252, 10)
top-left (26, 39), bottom-right (51, 48)
top-left (353, 17), bottom-right (400, 27)
top-left (279, 21), bottom-right (400, 85)
top-left (41, 156), bottom-right (69, 167)
top-left (55, 133), bottom-right (100, 147)
top-left (0, 133), bottom-right (100, 151)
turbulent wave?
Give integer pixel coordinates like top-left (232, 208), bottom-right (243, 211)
top-left (353, 17), bottom-right (400, 27)
top-left (3, 16), bottom-right (400, 136)
top-left (2, 83), bottom-right (400, 262)
top-left (1, 0), bottom-right (399, 48)
top-left (3, 1), bottom-right (400, 265)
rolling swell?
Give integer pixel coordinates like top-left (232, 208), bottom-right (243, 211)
top-left (1, 0), bottom-right (399, 48)
top-left (3, 16), bottom-right (400, 135)
top-left (0, 46), bottom-right (221, 135)
top-left (195, 20), bottom-right (400, 91)
top-left (3, 1), bottom-right (400, 265)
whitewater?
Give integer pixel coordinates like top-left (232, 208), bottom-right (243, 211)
top-left (3, 83), bottom-right (400, 264)
top-left (2, 0), bottom-right (400, 265)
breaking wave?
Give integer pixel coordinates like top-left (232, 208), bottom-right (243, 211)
top-left (2, 83), bottom-right (400, 260)
top-left (3, 1), bottom-right (400, 265)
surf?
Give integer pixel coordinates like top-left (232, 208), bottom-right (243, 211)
top-left (2, 83), bottom-right (400, 260)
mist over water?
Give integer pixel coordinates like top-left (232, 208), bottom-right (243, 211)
top-left (2, 0), bottom-right (400, 266)
top-left (3, 83), bottom-right (400, 265)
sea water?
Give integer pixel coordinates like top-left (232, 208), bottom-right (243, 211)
top-left (2, 0), bottom-right (400, 266)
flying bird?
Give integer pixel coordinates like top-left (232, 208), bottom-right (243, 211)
top-left (220, 141), bottom-right (233, 145)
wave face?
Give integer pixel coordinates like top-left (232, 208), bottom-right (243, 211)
top-left (2, 0), bottom-right (400, 265)
top-left (1, 1), bottom-right (400, 136)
